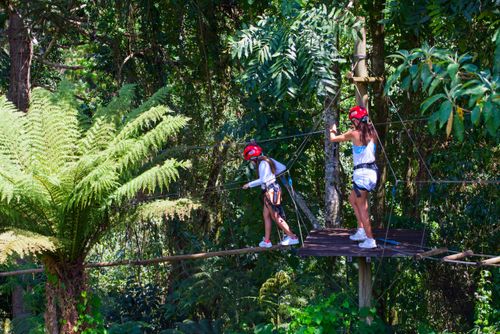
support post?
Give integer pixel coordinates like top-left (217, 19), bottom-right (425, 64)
top-left (358, 257), bottom-right (372, 323)
top-left (354, 16), bottom-right (373, 318)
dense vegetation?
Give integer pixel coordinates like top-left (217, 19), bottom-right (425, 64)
top-left (0, 0), bottom-right (498, 333)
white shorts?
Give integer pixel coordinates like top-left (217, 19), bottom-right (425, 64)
top-left (353, 169), bottom-right (378, 193)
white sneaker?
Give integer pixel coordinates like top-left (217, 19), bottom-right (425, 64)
top-left (280, 236), bottom-right (299, 246)
top-left (349, 229), bottom-right (367, 241)
top-left (358, 238), bottom-right (377, 249)
top-left (259, 239), bottom-right (272, 248)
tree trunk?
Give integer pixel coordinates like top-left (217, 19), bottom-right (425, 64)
top-left (202, 143), bottom-right (230, 235)
top-left (44, 258), bottom-right (87, 334)
top-left (324, 64), bottom-right (342, 227)
top-left (368, 1), bottom-right (389, 228)
top-left (7, 6), bottom-right (32, 112)
top-left (12, 285), bottom-right (28, 318)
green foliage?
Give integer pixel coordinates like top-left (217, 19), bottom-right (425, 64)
top-left (258, 270), bottom-right (294, 328)
top-left (470, 270), bottom-right (499, 334)
top-left (288, 293), bottom-right (385, 334)
top-left (230, 1), bottom-right (360, 100)
top-left (385, 44), bottom-right (499, 140)
top-left (75, 291), bottom-right (107, 334)
top-left (161, 319), bottom-right (223, 334)
top-left (0, 84), bottom-right (190, 263)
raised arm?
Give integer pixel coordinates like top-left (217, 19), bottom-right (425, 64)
top-left (329, 124), bottom-right (354, 143)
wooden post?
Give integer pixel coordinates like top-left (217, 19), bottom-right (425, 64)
top-left (358, 258), bottom-right (372, 306)
top-left (353, 17), bottom-right (369, 110)
top-left (353, 16), bottom-right (373, 318)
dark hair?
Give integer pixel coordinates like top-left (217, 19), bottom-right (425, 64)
top-left (256, 155), bottom-right (277, 176)
top-left (355, 120), bottom-right (376, 145)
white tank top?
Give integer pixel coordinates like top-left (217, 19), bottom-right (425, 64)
top-left (352, 140), bottom-right (376, 166)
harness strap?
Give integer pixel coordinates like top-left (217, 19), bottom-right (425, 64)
top-left (354, 162), bottom-right (378, 171)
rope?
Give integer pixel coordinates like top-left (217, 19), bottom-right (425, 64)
top-left (283, 172), bottom-right (306, 247)
top-left (388, 98), bottom-right (435, 182)
top-left (373, 182), bottom-right (399, 282)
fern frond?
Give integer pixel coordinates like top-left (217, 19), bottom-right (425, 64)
top-left (125, 86), bottom-right (169, 122)
top-left (93, 84), bottom-right (136, 125)
top-left (117, 105), bottom-right (172, 140)
top-left (114, 114), bottom-right (190, 171)
top-left (0, 230), bottom-right (56, 263)
top-left (79, 117), bottom-right (117, 155)
top-left (111, 159), bottom-right (190, 204)
top-left (70, 159), bottom-right (119, 208)
top-left (135, 198), bottom-right (201, 221)
top-left (0, 97), bottom-right (30, 170)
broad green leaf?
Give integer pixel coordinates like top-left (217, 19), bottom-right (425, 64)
top-left (401, 75), bottom-right (411, 90)
top-left (420, 94), bottom-right (446, 113)
top-left (447, 63), bottom-right (459, 79)
top-left (428, 112), bottom-right (439, 134)
top-left (454, 110), bottom-right (465, 141)
top-left (464, 85), bottom-right (487, 96)
top-left (471, 106), bottom-right (481, 125)
top-left (483, 99), bottom-right (493, 121)
top-left (485, 117), bottom-right (498, 137)
top-left (421, 65), bottom-right (433, 91)
top-left (438, 100), bottom-right (453, 127)
top-left (446, 108), bottom-right (453, 137)
top-left (409, 64), bottom-right (419, 79)
top-left (462, 64), bottom-right (478, 73)
top-left (428, 75), bottom-right (442, 95)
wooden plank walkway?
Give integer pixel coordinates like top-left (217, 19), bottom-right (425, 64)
top-left (298, 228), bottom-right (426, 258)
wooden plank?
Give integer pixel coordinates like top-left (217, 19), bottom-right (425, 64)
top-left (480, 256), bottom-right (500, 266)
top-left (443, 250), bottom-right (473, 261)
top-left (415, 248), bottom-right (449, 259)
top-left (298, 228), bottom-right (426, 258)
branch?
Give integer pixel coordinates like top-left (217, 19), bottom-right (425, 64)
top-left (36, 57), bottom-right (84, 70)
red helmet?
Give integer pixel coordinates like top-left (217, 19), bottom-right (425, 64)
top-left (243, 143), bottom-right (262, 160)
top-left (349, 106), bottom-right (368, 122)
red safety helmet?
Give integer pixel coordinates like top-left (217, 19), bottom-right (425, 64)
top-left (348, 106), bottom-right (368, 122)
top-left (243, 142), bottom-right (262, 160)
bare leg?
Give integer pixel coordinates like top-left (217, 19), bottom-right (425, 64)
top-left (263, 203), bottom-right (273, 241)
top-left (349, 190), bottom-right (363, 229)
top-left (355, 191), bottom-right (373, 239)
top-left (270, 211), bottom-right (297, 238)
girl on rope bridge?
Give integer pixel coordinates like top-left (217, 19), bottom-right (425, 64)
top-left (330, 106), bottom-right (378, 249)
top-left (242, 141), bottom-right (299, 248)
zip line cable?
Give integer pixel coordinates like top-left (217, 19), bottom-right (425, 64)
top-left (161, 117), bottom-right (430, 155)
top-left (388, 97), bottom-right (435, 182)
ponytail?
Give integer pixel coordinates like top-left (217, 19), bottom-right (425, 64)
top-left (256, 155), bottom-right (277, 176)
top-left (355, 121), bottom-right (376, 146)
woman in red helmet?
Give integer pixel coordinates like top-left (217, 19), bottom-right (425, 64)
top-left (242, 142), bottom-right (299, 248)
top-left (329, 106), bottom-right (378, 249)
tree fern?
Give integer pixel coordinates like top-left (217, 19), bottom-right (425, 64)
top-left (0, 84), bottom-right (190, 264)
